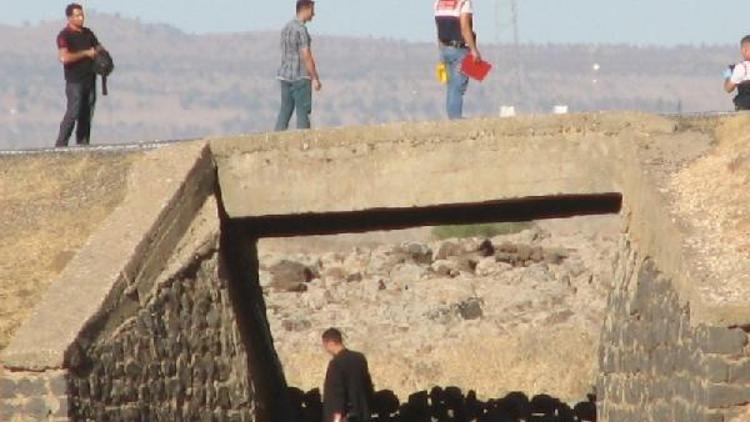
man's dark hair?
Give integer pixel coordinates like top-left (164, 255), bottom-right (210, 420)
top-left (296, 0), bottom-right (315, 13)
top-left (322, 328), bottom-right (343, 344)
top-left (65, 3), bottom-right (83, 17)
top-left (742, 35), bottom-right (750, 45)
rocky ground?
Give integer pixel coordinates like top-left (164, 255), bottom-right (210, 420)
top-left (258, 216), bottom-right (620, 403)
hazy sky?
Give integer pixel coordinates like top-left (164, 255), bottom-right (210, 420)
top-left (5, 0), bottom-right (748, 45)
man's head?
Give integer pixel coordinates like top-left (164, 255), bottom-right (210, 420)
top-left (65, 3), bottom-right (85, 29)
top-left (742, 35), bottom-right (750, 61)
top-left (296, 0), bottom-right (315, 22)
top-left (321, 328), bottom-right (344, 356)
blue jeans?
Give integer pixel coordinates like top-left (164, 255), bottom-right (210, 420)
top-left (440, 46), bottom-right (470, 119)
top-left (56, 78), bottom-right (97, 147)
top-left (275, 79), bottom-right (312, 131)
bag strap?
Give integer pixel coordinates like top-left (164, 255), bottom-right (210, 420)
top-left (102, 75), bottom-right (108, 96)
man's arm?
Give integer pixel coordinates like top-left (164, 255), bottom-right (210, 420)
top-left (725, 78), bottom-right (737, 93)
top-left (363, 357), bottom-right (375, 400)
top-left (725, 65), bottom-right (745, 93)
top-left (58, 47), bottom-right (96, 64)
top-left (324, 361), bottom-right (346, 422)
top-left (300, 47), bottom-right (321, 91)
top-left (460, 12), bottom-right (481, 62)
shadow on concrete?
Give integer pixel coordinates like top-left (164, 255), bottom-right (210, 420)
top-left (239, 193), bottom-right (622, 238)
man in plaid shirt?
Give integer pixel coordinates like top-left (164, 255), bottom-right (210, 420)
top-left (275, 0), bottom-right (321, 131)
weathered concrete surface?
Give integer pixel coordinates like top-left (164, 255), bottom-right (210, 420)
top-left (210, 113), bottom-right (657, 217)
top-left (1, 141), bottom-right (214, 370)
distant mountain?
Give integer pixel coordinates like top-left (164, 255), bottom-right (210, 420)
top-left (0, 13), bottom-right (738, 149)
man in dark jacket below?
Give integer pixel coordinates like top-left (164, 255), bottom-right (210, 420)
top-left (322, 328), bottom-right (374, 422)
top-left (55, 3), bottom-right (102, 147)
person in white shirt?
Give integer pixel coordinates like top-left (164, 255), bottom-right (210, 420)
top-left (723, 35), bottom-right (750, 111)
top-left (434, 0), bottom-right (482, 119)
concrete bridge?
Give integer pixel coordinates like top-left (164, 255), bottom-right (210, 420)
top-left (0, 112), bottom-right (749, 421)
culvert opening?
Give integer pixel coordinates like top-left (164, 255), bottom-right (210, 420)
top-left (219, 193), bottom-right (622, 422)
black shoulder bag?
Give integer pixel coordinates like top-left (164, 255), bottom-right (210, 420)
top-left (93, 49), bottom-right (115, 96)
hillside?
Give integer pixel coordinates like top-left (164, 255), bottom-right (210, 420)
top-left (0, 13), bottom-right (738, 149)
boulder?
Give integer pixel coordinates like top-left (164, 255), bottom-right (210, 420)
top-left (269, 260), bottom-right (317, 284)
top-left (456, 298), bottom-right (484, 320)
top-left (475, 257), bottom-right (500, 276)
top-left (544, 247), bottom-right (569, 265)
top-left (282, 319), bottom-right (312, 332)
top-left (431, 259), bottom-right (460, 278)
top-left (346, 272), bottom-right (364, 283)
top-left (304, 287), bottom-right (331, 310)
top-left (434, 240), bottom-right (463, 261)
top-left (449, 255), bottom-right (477, 274)
top-left (322, 266), bottom-right (347, 281)
top-left (399, 242), bottom-right (433, 265)
top-left (390, 263), bottom-right (427, 285)
top-left (477, 239), bottom-right (495, 257)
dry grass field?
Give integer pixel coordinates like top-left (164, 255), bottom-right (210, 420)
top-left (0, 152), bottom-right (139, 352)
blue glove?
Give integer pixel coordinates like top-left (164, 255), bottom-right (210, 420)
top-left (723, 68), bottom-right (733, 80)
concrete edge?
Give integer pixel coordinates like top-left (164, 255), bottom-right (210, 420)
top-left (209, 111), bottom-right (678, 157)
top-left (614, 118), bottom-right (747, 327)
top-left (0, 141), bottom-right (215, 370)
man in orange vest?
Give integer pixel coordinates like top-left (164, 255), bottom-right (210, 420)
top-left (434, 0), bottom-right (482, 119)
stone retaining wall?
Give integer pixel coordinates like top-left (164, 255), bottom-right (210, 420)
top-left (598, 236), bottom-right (750, 421)
top-left (0, 370), bottom-right (68, 421)
top-left (67, 245), bottom-right (255, 421)
top-left (0, 235), bottom-right (259, 421)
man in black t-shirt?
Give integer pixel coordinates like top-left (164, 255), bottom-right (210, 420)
top-left (55, 3), bottom-right (101, 147)
top-left (322, 328), bottom-right (374, 422)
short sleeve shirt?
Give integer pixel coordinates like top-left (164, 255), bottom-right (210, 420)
top-left (277, 19), bottom-right (312, 82)
top-left (730, 61), bottom-right (750, 85)
top-left (434, 0), bottom-right (474, 16)
top-left (434, 1), bottom-right (474, 43)
top-left (57, 26), bottom-right (99, 83)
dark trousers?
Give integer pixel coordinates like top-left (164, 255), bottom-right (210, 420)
top-left (274, 79), bottom-right (312, 131)
top-left (56, 79), bottom-right (96, 147)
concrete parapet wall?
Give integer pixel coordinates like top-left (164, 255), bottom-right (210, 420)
top-left (210, 113), bottom-right (667, 218)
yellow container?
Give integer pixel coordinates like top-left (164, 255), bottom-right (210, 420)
top-left (436, 62), bottom-right (448, 84)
